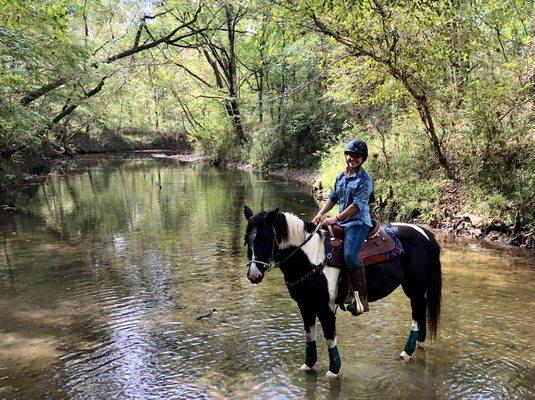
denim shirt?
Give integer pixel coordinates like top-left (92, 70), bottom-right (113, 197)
top-left (328, 167), bottom-right (374, 228)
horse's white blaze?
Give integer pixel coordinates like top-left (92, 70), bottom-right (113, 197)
top-left (281, 213), bottom-right (325, 265)
top-left (248, 248), bottom-right (262, 279)
top-left (323, 267), bottom-right (340, 311)
top-left (305, 325), bottom-right (316, 342)
top-left (391, 222), bottom-right (430, 241)
top-left (248, 264), bottom-right (261, 279)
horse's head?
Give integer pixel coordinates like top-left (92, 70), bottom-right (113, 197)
top-left (243, 205), bottom-right (280, 284)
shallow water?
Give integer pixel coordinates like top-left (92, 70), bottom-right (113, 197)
top-left (0, 156), bottom-right (534, 399)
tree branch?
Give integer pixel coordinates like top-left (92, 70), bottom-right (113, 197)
top-left (20, 78), bottom-right (67, 106)
top-left (51, 75), bottom-right (109, 125)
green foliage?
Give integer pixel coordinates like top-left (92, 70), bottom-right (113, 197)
top-left (317, 121), bottom-right (450, 224)
top-left (1, 0), bottom-right (534, 230)
top-left (197, 126), bottom-right (241, 166)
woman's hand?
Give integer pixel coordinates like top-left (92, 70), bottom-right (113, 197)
top-left (321, 216), bottom-right (338, 227)
top-left (312, 213), bottom-right (324, 225)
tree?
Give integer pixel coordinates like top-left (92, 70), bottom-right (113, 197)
top-left (300, 0), bottom-right (460, 179)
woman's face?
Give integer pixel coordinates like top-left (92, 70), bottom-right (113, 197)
top-left (345, 152), bottom-right (363, 169)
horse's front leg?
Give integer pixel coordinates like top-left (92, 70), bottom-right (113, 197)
top-left (317, 305), bottom-right (340, 379)
top-left (298, 303), bottom-right (318, 371)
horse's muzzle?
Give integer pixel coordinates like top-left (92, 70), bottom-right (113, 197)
top-left (248, 274), bottom-right (264, 284)
top-left (247, 263), bottom-right (264, 284)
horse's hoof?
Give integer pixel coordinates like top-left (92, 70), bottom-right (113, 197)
top-left (300, 364), bottom-right (313, 372)
top-left (324, 370), bottom-right (339, 380)
top-left (399, 351), bottom-right (411, 362)
top-left (416, 341), bottom-right (425, 350)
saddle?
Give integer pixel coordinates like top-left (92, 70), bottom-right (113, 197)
top-left (323, 220), bottom-right (404, 311)
top-left (324, 220), bottom-right (401, 267)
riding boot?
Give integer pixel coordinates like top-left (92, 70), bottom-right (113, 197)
top-left (347, 267), bottom-right (369, 316)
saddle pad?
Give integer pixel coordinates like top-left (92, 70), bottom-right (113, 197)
top-left (358, 227), bottom-right (404, 266)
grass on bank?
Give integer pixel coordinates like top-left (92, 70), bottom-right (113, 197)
top-left (316, 133), bottom-right (534, 233)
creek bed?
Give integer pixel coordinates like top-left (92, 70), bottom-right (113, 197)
top-left (0, 156), bottom-right (534, 399)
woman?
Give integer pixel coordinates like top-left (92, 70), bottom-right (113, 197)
top-left (312, 139), bottom-right (374, 316)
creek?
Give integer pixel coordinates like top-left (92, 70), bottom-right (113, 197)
top-left (0, 156), bottom-right (533, 399)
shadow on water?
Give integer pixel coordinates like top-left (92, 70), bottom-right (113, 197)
top-left (0, 156), bottom-right (534, 399)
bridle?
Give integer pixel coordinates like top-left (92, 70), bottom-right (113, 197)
top-left (246, 227), bottom-right (280, 273)
top-left (246, 223), bottom-right (322, 273)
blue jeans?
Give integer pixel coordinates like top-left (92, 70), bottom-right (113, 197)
top-left (343, 224), bottom-right (370, 269)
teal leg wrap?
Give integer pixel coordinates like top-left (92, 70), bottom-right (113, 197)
top-left (328, 346), bottom-right (341, 374)
top-left (305, 341), bottom-right (317, 368)
top-left (404, 330), bottom-right (419, 356)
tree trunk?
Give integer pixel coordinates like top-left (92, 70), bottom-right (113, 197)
top-left (51, 76), bottom-right (107, 125)
top-left (225, 5), bottom-right (246, 146)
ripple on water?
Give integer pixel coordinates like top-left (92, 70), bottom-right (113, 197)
top-left (1, 159), bottom-right (534, 399)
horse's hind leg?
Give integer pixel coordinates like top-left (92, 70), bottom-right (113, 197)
top-left (317, 306), bottom-right (340, 379)
top-left (399, 294), bottom-right (427, 362)
top-left (298, 303), bottom-right (318, 371)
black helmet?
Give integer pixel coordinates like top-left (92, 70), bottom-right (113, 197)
top-left (344, 139), bottom-right (368, 161)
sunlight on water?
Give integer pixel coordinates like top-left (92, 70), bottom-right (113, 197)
top-left (0, 156), bottom-right (533, 399)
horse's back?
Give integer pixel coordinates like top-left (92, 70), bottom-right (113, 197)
top-left (391, 222), bottom-right (441, 293)
top-left (365, 223), bottom-right (440, 301)
top-left (391, 222), bottom-right (440, 262)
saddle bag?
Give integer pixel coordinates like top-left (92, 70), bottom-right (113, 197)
top-left (324, 225), bottom-right (345, 268)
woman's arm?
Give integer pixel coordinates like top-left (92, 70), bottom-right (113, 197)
top-left (322, 204), bottom-right (358, 226)
top-left (312, 199), bottom-right (336, 224)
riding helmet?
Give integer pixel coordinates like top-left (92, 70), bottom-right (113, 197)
top-left (344, 139), bottom-right (368, 161)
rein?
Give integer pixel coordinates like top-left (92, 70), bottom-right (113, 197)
top-left (247, 222), bottom-right (322, 273)
top-left (276, 223), bottom-right (322, 267)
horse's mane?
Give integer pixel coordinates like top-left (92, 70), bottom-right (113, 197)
top-left (246, 211), bottom-right (317, 249)
top-left (279, 212), bottom-right (317, 249)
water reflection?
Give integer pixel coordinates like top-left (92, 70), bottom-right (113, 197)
top-left (0, 156), bottom-right (533, 399)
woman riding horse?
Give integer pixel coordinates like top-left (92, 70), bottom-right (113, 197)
top-left (313, 139), bottom-right (373, 316)
top-left (244, 205), bottom-right (442, 378)
top-left (244, 139), bottom-right (442, 379)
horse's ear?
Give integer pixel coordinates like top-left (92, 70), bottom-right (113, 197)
top-left (244, 205), bottom-right (254, 220)
top-left (266, 208), bottom-right (279, 225)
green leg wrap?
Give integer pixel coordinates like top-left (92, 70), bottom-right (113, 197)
top-left (404, 330), bottom-right (419, 356)
top-left (305, 341), bottom-right (317, 368)
top-left (328, 346), bottom-right (341, 375)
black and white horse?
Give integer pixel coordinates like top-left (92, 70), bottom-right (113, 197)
top-left (243, 206), bottom-right (442, 379)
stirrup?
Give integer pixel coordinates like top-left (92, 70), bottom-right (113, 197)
top-left (347, 291), bottom-right (368, 316)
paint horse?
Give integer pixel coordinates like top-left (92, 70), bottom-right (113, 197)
top-left (243, 206), bottom-right (442, 379)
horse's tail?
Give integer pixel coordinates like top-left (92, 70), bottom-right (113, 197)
top-left (426, 232), bottom-right (442, 341)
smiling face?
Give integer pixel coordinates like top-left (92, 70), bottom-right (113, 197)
top-left (345, 152), bottom-right (364, 170)
top-left (243, 206), bottom-right (279, 284)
